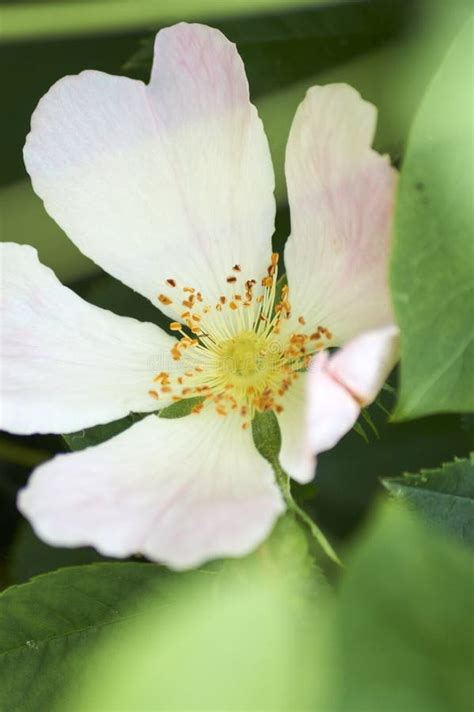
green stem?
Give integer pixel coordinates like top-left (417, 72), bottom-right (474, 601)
top-left (274, 462), bottom-right (342, 567)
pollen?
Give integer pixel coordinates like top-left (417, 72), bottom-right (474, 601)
top-left (148, 255), bottom-right (333, 422)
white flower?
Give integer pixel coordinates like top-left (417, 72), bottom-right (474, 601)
top-left (0, 23), bottom-right (399, 569)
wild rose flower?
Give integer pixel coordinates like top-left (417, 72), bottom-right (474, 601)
top-left (1, 23), bottom-right (398, 569)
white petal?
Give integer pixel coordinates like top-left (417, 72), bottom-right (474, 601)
top-left (0, 243), bottom-right (176, 435)
top-left (306, 351), bottom-right (361, 456)
top-left (18, 410), bottom-right (284, 570)
top-left (284, 84), bottom-right (397, 344)
top-left (306, 325), bottom-right (399, 458)
top-left (277, 375), bottom-right (315, 484)
top-left (24, 23), bottom-right (275, 315)
top-left (326, 325), bottom-right (400, 406)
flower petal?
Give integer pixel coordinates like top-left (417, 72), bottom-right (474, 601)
top-left (18, 410), bottom-right (284, 570)
top-left (284, 84), bottom-right (397, 344)
top-left (326, 325), bottom-right (400, 406)
top-left (279, 326), bottom-right (399, 481)
top-left (0, 243), bottom-right (176, 435)
top-left (24, 23), bottom-right (275, 313)
top-left (277, 375), bottom-right (315, 484)
top-left (307, 326), bottom-right (399, 457)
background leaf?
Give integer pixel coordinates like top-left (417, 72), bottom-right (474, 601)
top-left (58, 525), bottom-right (323, 712)
top-left (391, 14), bottom-right (474, 418)
top-left (323, 504), bottom-right (474, 712)
top-left (1, 0), bottom-right (326, 42)
top-left (0, 562), bottom-right (167, 712)
top-left (0, 517), bottom-right (316, 712)
top-left (382, 454), bottom-right (474, 546)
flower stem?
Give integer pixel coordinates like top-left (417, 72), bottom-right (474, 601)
top-left (273, 462), bottom-right (342, 567)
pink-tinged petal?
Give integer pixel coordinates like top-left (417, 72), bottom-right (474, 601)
top-left (307, 326), bottom-right (399, 459)
top-left (277, 375), bottom-right (315, 484)
top-left (279, 326), bottom-right (399, 482)
top-left (24, 24), bottom-right (275, 314)
top-left (306, 351), bottom-right (361, 456)
top-left (0, 243), bottom-right (176, 435)
top-left (326, 325), bottom-right (400, 406)
top-left (18, 410), bottom-right (284, 570)
top-left (284, 84), bottom-right (397, 344)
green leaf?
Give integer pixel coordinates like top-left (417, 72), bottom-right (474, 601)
top-left (62, 411), bottom-right (146, 452)
top-left (9, 523), bottom-right (108, 585)
top-left (0, 562), bottom-right (167, 712)
top-left (391, 14), bottom-right (474, 418)
top-left (62, 401), bottom-right (202, 453)
top-left (158, 397), bottom-right (204, 419)
top-left (382, 454), bottom-right (474, 546)
top-left (324, 504), bottom-right (474, 712)
top-left (0, 0), bottom-right (331, 42)
top-left (59, 547), bottom-right (323, 712)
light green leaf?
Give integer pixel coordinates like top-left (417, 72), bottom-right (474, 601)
top-left (59, 549), bottom-right (323, 712)
top-left (324, 503), bottom-right (474, 712)
top-left (391, 14), bottom-right (474, 418)
top-left (0, 562), bottom-right (167, 712)
top-left (382, 454), bottom-right (474, 546)
top-left (0, 0), bottom-right (328, 42)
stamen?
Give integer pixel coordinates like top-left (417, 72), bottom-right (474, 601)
top-left (158, 294), bottom-right (173, 305)
top-left (149, 258), bottom-right (333, 423)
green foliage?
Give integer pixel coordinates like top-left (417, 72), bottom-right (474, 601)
top-left (251, 410), bottom-right (281, 463)
top-left (324, 504), bottom-right (474, 712)
top-left (2, 505), bottom-right (467, 712)
top-left (0, 518), bottom-right (316, 712)
top-left (1, 0), bottom-right (325, 41)
top-left (59, 525), bottom-right (323, 712)
top-left (158, 398), bottom-right (204, 419)
top-left (382, 454), bottom-right (474, 547)
top-left (391, 14), bottom-right (474, 418)
top-left (62, 412), bottom-right (146, 452)
top-left (0, 562), bottom-right (167, 712)
top-left (9, 523), bottom-right (108, 585)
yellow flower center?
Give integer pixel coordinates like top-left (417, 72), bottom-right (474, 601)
top-left (216, 331), bottom-right (280, 397)
top-left (148, 254), bottom-right (333, 428)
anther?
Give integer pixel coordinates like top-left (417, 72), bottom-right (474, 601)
top-left (158, 294), bottom-right (173, 305)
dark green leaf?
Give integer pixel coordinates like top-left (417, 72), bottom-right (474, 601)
top-left (9, 523), bottom-right (109, 585)
top-left (391, 15), bottom-right (474, 418)
top-left (382, 454), bottom-right (474, 546)
top-left (62, 412), bottom-right (146, 452)
top-left (0, 562), bottom-right (167, 712)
